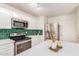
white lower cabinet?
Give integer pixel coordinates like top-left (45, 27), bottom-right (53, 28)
top-left (0, 48), bottom-right (14, 56)
top-left (0, 39), bottom-right (14, 56)
top-left (29, 36), bottom-right (43, 47)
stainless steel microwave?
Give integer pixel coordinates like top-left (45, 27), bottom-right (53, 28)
top-left (11, 17), bottom-right (28, 28)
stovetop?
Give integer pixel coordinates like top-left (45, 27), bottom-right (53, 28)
top-left (10, 35), bottom-right (31, 42)
top-left (16, 37), bottom-right (31, 42)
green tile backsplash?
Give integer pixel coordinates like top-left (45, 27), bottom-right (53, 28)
top-left (0, 28), bottom-right (43, 39)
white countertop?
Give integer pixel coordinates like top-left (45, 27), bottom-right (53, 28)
top-left (17, 40), bottom-right (79, 56)
top-left (0, 39), bottom-right (14, 45)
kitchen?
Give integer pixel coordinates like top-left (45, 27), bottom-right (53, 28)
top-left (0, 3), bottom-right (44, 56)
top-left (1, 3), bottom-right (79, 56)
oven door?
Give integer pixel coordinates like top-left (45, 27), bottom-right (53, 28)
top-left (11, 18), bottom-right (26, 28)
top-left (15, 40), bottom-right (31, 55)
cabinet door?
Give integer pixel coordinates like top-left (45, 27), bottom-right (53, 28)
top-left (36, 36), bottom-right (43, 44)
top-left (0, 12), bottom-right (11, 29)
top-left (0, 48), bottom-right (14, 56)
top-left (29, 36), bottom-right (36, 47)
top-left (31, 36), bottom-right (43, 47)
top-left (0, 43), bottom-right (14, 56)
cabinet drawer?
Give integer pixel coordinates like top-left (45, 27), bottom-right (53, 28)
top-left (0, 44), bottom-right (14, 50)
top-left (0, 48), bottom-right (14, 56)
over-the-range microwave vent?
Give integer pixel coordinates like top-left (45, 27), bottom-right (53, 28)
top-left (11, 17), bottom-right (28, 28)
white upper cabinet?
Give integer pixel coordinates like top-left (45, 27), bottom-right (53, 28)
top-left (0, 12), bottom-right (12, 29)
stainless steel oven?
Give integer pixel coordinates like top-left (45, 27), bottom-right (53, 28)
top-left (15, 39), bottom-right (31, 55)
top-left (11, 17), bottom-right (28, 28)
top-left (10, 33), bottom-right (31, 55)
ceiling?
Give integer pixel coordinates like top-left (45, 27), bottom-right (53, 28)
top-left (6, 3), bottom-right (79, 17)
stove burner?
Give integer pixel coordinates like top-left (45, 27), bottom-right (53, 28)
top-left (10, 35), bottom-right (31, 42)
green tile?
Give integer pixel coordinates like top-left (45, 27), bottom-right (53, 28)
top-left (0, 28), bottom-right (43, 39)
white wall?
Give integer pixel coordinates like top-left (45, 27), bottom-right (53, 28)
top-left (47, 13), bottom-right (77, 42)
top-left (75, 6), bottom-right (79, 43)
